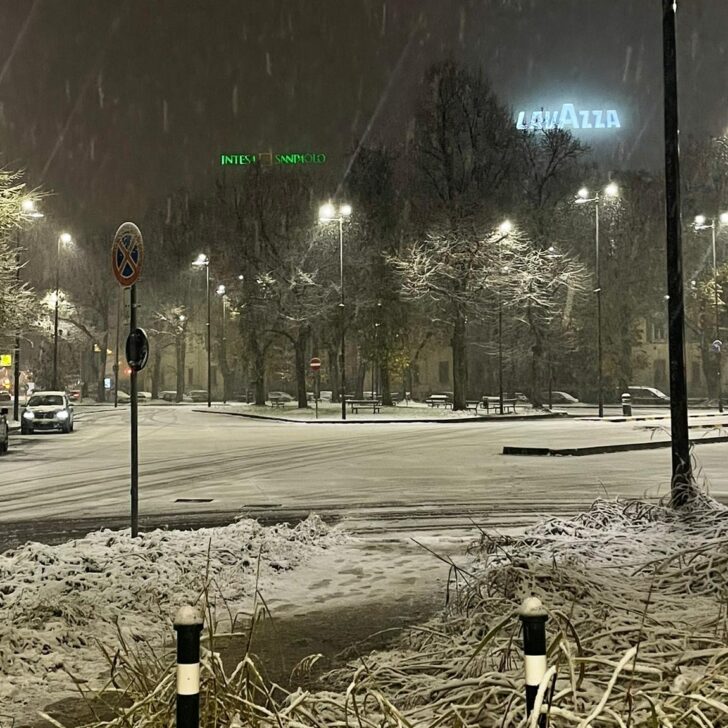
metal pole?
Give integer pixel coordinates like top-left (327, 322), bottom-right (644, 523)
top-left (130, 283), bottom-right (139, 538)
top-left (114, 288), bottom-right (122, 407)
top-left (713, 222), bottom-right (723, 413)
top-left (663, 0), bottom-right (693, 503)
top-left (13, 231), bottom-right (21, 420)
top-left (595, 200), bottom-right (604, 418)
top-left (53, 236), bottom-right (60, 390)
top-left (206, 264), bottom-right (211, 407)
top-left (339, 217), bottom-right (346, 421)
top-left (498, 299), bottom-right (504, 415)
top-left (221, 295), bottom-right (227, 404)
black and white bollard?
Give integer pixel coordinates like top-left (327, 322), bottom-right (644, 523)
top-left (174, 605), bottom-right (204, 728)
top-left (519, 596), bottom-right (548, 727)
top-left (621, 393), bottom-right (632, 417)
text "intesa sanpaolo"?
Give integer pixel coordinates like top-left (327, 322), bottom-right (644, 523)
top-left (220, 153), bottom-right (327, 166)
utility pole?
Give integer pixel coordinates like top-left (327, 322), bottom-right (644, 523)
top-left (662, 0), bottom-right (693, 504)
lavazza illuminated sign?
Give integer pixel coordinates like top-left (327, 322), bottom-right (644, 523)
top-left (516, 104), bottom-right (622, 131)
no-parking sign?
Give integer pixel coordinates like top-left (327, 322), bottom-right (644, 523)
top-left (112, 222), bottom-right (144, 287)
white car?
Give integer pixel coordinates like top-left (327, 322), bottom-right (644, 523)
top-left (21, 391), bottom-right (74, 434)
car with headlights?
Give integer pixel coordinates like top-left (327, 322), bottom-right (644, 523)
top-left (21, 391), bottom-right (74, 434)
top-left (0, 406), bottom-right (8, 454)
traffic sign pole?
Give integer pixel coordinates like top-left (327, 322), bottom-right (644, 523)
top-left (112, 221), bottom-right (145, 539)
top-left (310, 357), bottom-right (321, 420)
top-left (130, 282), bottom-right (139, 539)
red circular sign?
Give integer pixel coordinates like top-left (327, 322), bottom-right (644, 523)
top-left (112, 222), bottom-right (144, 287)
top-left (310, 357), bottom-right (321, 371)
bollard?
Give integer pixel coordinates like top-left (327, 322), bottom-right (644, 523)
top-left (621, 392), bottom-right (632, 417)
top-left (174, 605), bottom-right (204, 728)
top-left (519, 596), bottom-right (548, 727)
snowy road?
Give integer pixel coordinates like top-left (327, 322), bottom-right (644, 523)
top-left (2, 406), bottom-right (727, 546)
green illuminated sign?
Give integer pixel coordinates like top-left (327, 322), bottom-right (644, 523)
top-left (220, 152), bottom-right (326, 166)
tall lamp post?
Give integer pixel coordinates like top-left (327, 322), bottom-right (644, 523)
top-left (192, 253), bottom-right (211, 407)
top-left (693, 213), bottom-right (728, 412)
top-left (319, 202), bottom-right (352, 421)
top-left (53, 232), bottom-right (73, 390)
top-left (497, 220), bottom-right (513, 415)
top-left (14, 200), bottom-right (43, 419)
top-left (575, 182), bottom-right (619, 417)
top-left (216, 284), bottom-right (227, 404)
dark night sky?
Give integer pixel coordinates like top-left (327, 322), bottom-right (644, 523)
top-left (1, 0), bottom-right (728, 230)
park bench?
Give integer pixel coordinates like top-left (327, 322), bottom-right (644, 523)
top-left (425, 395), bottom-right (453, 409)
top-left (346, 399), bottom-right (381, 414)
top-left (480, 396), bottom-right (518, 414)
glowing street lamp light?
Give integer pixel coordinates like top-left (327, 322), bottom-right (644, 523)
top-left (191, 253), bottom-right (212, 407)
top-left (319, 202), bottom-right (353, 420)
top-left (498, 219), bottom-right (513, 235)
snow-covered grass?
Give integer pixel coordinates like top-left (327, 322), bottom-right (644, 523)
top-left (0, 515), bottom-right (345, 724)
top-left (55, 488), bottom-right (728, 727)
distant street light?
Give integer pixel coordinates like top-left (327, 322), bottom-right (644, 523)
top-left (192, 253), bottom-right (211, 407)
top-left (14, 200), bottom-right (44, 418)
top-left (693, 213), bottom-right (727, 412)
top-left (53, 232), bottom-right (74, 390)
top-left (575, 182), bottom-right (619, 417)
top-left (319, 201), bottom-right (352, 420)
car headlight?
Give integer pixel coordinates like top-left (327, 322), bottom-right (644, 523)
top-left (56, 410), bottom-right (69, 420)
top-left (23, 410), bottom-right (34, 419)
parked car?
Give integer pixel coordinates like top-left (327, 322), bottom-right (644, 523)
top-left (160, 390), bottom-right (178, 402)
top-left (21, 391), bottom-right (74, 434)
top-left (628, 386), bottom-right (670, 405)
top-left (116, 390), bottom-right (131, 404)
top-left (137, 391), bottom-right (153, 402)
top-left (0, 406), bottom-right (8, 454)
top-left (542, 390), bottom-right (579, 404)
top-left (267, 391), bottom-right (293, 402)
top-left (318, 390), bottom-right (333, 402)
top-left (187, 390), bottom-right (210, 403)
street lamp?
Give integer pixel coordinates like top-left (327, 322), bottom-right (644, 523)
top-left (496, 220), bottom-right (513, 415)
top-left (575, 182), bottom-right (619, 417)
top-left (693, 213), bottom-right (727, 412)
top-left (14, 200), bottom-right (44, 419)
top-left (216, 284), bottom-right (228, 404)
top-left (192, 253), bottom-right (211, 407)
top-left (319, 201), bottom-right (352, 420)
top-left (53, 232), bottom-right (73, 390)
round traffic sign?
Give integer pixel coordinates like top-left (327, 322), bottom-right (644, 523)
top-left (310, 357), bottom-right (321, 371)
top-left (112, 222), bottom-right (144, 287)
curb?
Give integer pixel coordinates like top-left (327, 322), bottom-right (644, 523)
top-left (577, 412), bottom-right (728, 423)
top-left (193, 408), bottom-right (568, 425)
top-left (503, 434), bottom-right (728, 457)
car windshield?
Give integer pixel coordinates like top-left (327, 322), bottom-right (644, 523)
top-left (27, 395), bottom-right (64, 407)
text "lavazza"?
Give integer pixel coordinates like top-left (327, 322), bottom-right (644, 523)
top-left (516, 104), bottom-right (621, 131)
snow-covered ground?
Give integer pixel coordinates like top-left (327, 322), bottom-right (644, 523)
top-left (0, 515), bottom-right (346, 725)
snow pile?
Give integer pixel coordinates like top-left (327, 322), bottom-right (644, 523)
top-left (0, 514), bottom-right (343, 722)
top-left (26, 494), bottom-right (728, 727)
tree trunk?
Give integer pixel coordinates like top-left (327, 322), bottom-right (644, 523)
top-left (328, 345), bottom-right (340, 402)
top-left (294, 328), bottom-right (309, 409)
top-left (151, 344), bottom-right (162, 398)
top-left (96, 332), bottom-right (109, 402)
top-left (356, 360), bottom-right (366, 398)
top-left (249, 327), bottom-right (266, 405)
top-left (175, 332), bottom-right (186, 402)
top-left (451, 313), bottom-right (467, 410)
top-left (529, 337), bottom-right (544, 408)
top-left (381, 361), bottom-right (392, 405)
